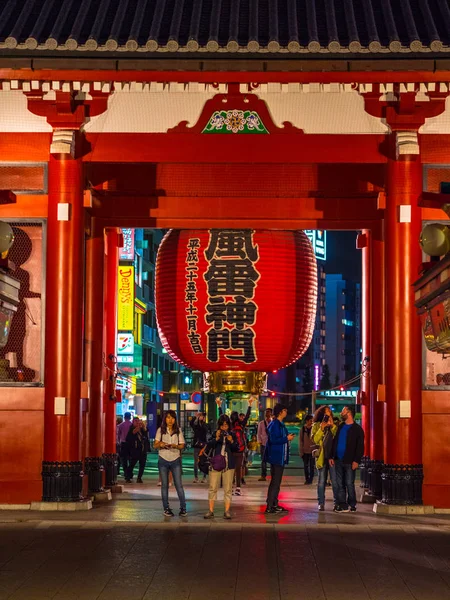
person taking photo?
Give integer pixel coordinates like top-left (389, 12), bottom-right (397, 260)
top-left (203, 414), bottom-right (239, 520)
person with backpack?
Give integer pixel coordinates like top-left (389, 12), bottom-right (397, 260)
top-left (311, 405), bottom-right (338, 511)
top-left (190, 411), bottom-right (208, 484)
top-left (125, 417), bottom-right (150, 483)
top-left (215, 396), bottom-right (254, 496)
top-left (230, 398), bottom-right (254, 495)
top-left (203, 414), bottom-right (239, 520)
top-left (154, 410), bottom-right (187, 517)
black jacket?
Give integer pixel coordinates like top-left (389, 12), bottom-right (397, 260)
top-left (190, 416), bottom-right (209, 447)
top-left (331, 422), bottom-right (365, 465)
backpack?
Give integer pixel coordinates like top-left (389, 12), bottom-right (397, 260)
top-left (234, 426), bottom-right (246, 453)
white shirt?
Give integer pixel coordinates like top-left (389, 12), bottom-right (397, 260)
top-left (156, 427), bottom-right (185, 462)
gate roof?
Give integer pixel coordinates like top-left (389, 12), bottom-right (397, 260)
top-left (0, 0), bottom-right (448, 59)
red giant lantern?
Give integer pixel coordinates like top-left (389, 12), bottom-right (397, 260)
top-left (155, 229), bottom-right (317, 393)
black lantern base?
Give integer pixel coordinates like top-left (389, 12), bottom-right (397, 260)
top-left (381, 464), bottom-right (424, 505)
top-left (102, 453), bottom-right (119, 488)
top-left (41, 461), bottom-right (84, 502)
top-left (84, 456), bottom-right (104, 494)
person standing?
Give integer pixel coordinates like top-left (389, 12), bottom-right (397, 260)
top-left (216, 396), bottom-right (254, 495)
top-left (299, 414), bottom-right (315, 485)
top-left (311, 406), bottom-right (338, 511)
top-left (203, 415), bottom-right (239, 520)
top-left (117, 412), bottom-right (133, 481)
top-left (190, 411), bottom-right (209, 483)
top-left (154, 410), bottom-right (187, 517)
top-left (257, 407), bottom-right (273, 481)
top-left (126, 417), bottom-right (149, 483)
top-left (264, 403), bottom-right (295, 514)
top-left (330, 405), bottom-right (365, 513)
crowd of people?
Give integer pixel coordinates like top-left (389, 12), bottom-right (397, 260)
top-left (116, 400), bottom-right (364, 519)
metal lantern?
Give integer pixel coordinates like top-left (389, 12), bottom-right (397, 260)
top-left (155, 229), bottom-right (317, 393)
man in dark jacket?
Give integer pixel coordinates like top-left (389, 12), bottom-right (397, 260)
top-left (329, 405), bottom-right (364, 513)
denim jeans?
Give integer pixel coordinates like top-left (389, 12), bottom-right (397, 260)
top-left (302, 453), bottom-right (315, 483)
top-left (316, 462), bottom-right (337, 506)
top-left (158, 457), bottom-right (186, 510)
top-left (334, 459), bottom-right (357, 509)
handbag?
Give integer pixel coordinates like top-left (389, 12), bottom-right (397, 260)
top-left (209, 454), bottom-right (227, 471)
top-left (199, 436), bottom-right (228, 472)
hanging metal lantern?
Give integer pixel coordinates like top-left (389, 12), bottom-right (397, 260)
top-left (155, 229), bottom-right (317, 393)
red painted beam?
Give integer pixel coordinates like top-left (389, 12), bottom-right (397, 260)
top-left (89, 194), bottom-right (383, 233)
top-left (84, 133), bottom-right (387, 163)
top-left (0, 133), bottom-right (448, 165)
top-left (2, 69), bottom-right (450, 84)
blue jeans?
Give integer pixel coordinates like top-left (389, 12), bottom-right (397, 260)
top-left (158, 457), bottom-right (186, 511)
top-left (334, 459), bottom-right (357, 509)
top-left (317, 462), bottom-right (337, 506)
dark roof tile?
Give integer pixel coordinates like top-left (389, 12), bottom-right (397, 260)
top-left (0, 0), bottom-right (449, 55)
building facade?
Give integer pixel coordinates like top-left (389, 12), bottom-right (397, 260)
top-left (325, 274), bottom-right (362, 385)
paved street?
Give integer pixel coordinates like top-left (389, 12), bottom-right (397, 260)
top-left (1, 455), bottom-right (450, 600)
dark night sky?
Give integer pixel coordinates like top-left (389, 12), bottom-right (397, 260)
top-left (324, 231), bottom-right (361, 282)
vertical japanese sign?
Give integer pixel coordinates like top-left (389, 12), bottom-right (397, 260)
top-left (117, 266), bottom-right (134, 330)
top-left (120, 228), bottom-right (135, 260)
top-left (185, 238), bottom-right (204, 354)
top-left (203, 230), bottom-right (260, 364)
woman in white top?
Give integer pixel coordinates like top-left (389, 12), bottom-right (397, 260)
top-left (154, 410), bottom-right (187, 517)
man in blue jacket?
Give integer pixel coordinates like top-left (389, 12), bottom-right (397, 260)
top-left (264, 403), bottom-right (295, 514)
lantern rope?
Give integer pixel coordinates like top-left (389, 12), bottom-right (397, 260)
top-left (107, 361), bottom-right (368, 398)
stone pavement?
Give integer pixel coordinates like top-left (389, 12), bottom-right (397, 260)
top-left (1, 467), bottom-right (450, 599)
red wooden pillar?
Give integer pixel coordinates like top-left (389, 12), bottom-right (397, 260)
top-left (384, 146), bottom-right (423, 465)
top-left (103, 228), bottom-right (120, 455)
top-left (358, 230), bottom-right (371, 456)
top-left (370, 231), bottom-right (385, 462)
top-left (84, 222), bottom-right (105, 458)
top-left (44, 155), bottom-right (84, 462)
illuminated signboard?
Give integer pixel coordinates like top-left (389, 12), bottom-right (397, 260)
top-left (117, 333), bottom-right (134, 363)
top-left (118, 333), bottom-right (134, 355)
top-left (120, 228), bottom-right (135, 261)
top-left (305, 230), bottom-right (327, 261)
top-left (117, 266), bottom-right (135, 330)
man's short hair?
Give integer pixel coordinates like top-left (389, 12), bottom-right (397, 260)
top-left (273, 403), bottom-right (287, 418)
top-left (124, 412), bottom-right (131, 420)
top-left (304, 414), bottom-right (313, 422)
top-left (344, 405), bottom-right (355, 417)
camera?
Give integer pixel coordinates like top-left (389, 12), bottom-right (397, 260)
top-left (323, 415), bottom-right (330, 423)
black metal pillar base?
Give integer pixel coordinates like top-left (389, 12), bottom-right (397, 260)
top-left (102, 453), bottom-right (118, 488)
top-left (41, 461), bottom-right (84, 502)
top-left (84, 456), bottom-right (104, 494)
top-left (381, 464), bottom-right (424, 505)
top-left (359, 456), bottom-right (370, 490)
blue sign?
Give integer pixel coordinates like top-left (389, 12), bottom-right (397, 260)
top-left (180, 392), bottom-right (190, 400)
top-left (191, 392), bottom-right (202, 404)
top-left (305, 230), bottom-right (327, 261)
